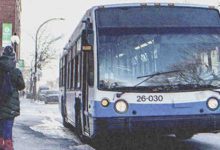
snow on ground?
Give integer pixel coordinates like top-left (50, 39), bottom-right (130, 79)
top-left (191, 133), bottom-right (220, 147)
top-left (13, 98), bottom-right (96, 150)
top-left (20, 99), bottom-right (81, 141)
top-left (30, 117), bottom-right (78, 140)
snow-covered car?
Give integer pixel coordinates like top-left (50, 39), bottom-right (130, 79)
top-left (43, 90), bottom-right (61, 104)
top-left (38, 89), bottom-right (49, 101)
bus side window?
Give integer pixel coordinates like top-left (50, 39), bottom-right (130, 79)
top-left (62, 57), bottom-right (65, 86)
top-left (65, 55), bottom-right (68, 88)
top-left (62, 58), bottom-right (64, 86)
top-left (75, 55), bottom-right (81, 89)
top-left (71, 58), bottom-right (75, 89)
top-left (70, 48), bottom-right (74, 89)
top-left (82, 27), bottom-right (94, 86)
top-left (88, 52), bottom-right (94, 86)
top-left (59, 59), bottom-right (62, 86)
top-left (87, 32), bottom-right (94, 46)
top-left (67, 52), bottom-right (72, 89)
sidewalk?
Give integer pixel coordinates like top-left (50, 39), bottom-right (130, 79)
top-left (13, 98), bottom-right (94, 150)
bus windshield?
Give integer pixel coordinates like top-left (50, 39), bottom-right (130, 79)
top-left (96, 7), bottom-right (220, 91)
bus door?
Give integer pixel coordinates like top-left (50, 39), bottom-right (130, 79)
top-left (81, 51), bottom-right (90, 133)
top-left (81, 25), bottom-right (94, 134)
top-left (74, 52), bottom-right (82, 127)
top-left (65, 51), bottom-right (75, 123)
top-left (74, 50), bottom-right (90, 134)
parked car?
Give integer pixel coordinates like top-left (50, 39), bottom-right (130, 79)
top-left (37, 86), bottom-right (49, 99)
top-left (38, 89), bottom-right (49, 101)
top-left (26, 92), bottom-right (33, 99)
top-left (42, 90), bottom-right (61, 104)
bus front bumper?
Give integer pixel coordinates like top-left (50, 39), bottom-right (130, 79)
top-left (91, 114), bottom-right (220, 137)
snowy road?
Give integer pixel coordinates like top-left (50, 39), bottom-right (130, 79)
top-left (13, 98), bottom-right (94, 150)
top-left (13, 98), bottom-right (220, 150)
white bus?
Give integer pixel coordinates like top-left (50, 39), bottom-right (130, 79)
top-left (59, 3), bottom-right (220, 140)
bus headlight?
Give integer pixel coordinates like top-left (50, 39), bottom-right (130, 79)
top-left (101, 98), bottom-right (109, 107)
top-left (207, 97), bottom-right (219, 110)
top-left (115, 100), bottom-right (128, 113)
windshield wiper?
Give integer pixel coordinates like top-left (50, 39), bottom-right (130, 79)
top-left (135, 69), bottom-right (182, 87)
top-left (137, 70), bottom-right (182, 79)
top-left (116, 69), bottom-right (182, 98)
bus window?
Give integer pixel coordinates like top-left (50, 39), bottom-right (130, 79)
top-left (62, 57), bottom-right (65, 86)
top-left (68, 62), bottom-right (71, 89)
top-left (75, 55), bottom-right (81, 89)
top-left (88, 52), bottom-right (94, 86)
top-left (70, 48), bottom-right (74, 89)
top-left (81, 26), bottom-right (94, 86)
top-left (77, 38), bottom-right (82, 52)
top-left (67, 53), bottom-right (71, 89)
top-left (59, 59), bottom-right (62, 86)
top-left (71, 58), bottom-right (74, 89)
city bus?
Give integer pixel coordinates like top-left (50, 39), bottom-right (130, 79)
top-left (59, 3), bottom-right (220, 140)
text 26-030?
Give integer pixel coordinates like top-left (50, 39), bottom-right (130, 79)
top-left (137, 95), bottom-right (163, 102)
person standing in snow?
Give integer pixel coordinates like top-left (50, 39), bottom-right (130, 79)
top-left (0, 46), bottom-right (25, 150)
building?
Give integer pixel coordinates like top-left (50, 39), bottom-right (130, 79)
top-left (0, 0), bottom-right (21, 59)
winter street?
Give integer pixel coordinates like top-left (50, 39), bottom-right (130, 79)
top-left (1, 0), bottom-right (220, 150)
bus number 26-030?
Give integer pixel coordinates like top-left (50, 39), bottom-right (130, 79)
top-left (137, 95), bottom-right (163, 102)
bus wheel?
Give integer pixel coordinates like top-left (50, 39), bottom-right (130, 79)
top-left (175, 132), bottom-right (194, 140)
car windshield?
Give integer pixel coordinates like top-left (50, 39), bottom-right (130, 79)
top-left (46, 91), bottom-right (60, 95)
top-left (40, 90), bottom-right (48, 94)
top-left (96, 7), bottom-right (220, 92)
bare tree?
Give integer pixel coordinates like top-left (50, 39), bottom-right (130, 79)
top-left (27, 27), bottom-right (63, 94)
top-left (36, 32), bottom-right (63, 70)
top-left (29, 27), bottom-right (63, 71)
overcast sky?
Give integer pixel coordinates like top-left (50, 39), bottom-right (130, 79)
top-left (20, 0), bottom-right (220, 85)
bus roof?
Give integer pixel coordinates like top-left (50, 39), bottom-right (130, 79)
top-left (91, 3), bottom-right (216, 10)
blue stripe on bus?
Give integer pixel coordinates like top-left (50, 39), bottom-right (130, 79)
top-left (89, 100), bottom-right (220, 118)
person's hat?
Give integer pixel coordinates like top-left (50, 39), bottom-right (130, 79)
top-left (2, 46), bottom-right (16, 60)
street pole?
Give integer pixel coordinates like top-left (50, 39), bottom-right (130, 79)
top-left (14, 43), bottom-right (17, 53)
top-left (11, 33), bottom-right (20, 57)
top-left (33, 18), bottom-right (64, 101)
top-left (29, 58), bottom-right (34, 94)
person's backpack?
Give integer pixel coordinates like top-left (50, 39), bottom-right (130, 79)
top-left (0, 71), bottom-right (13, 103)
